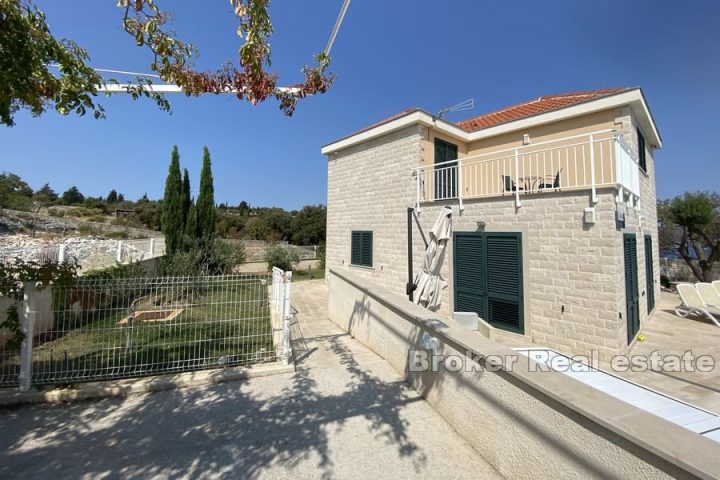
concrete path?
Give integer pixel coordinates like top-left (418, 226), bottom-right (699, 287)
top-left (0, 279), bottom-right (501, 479)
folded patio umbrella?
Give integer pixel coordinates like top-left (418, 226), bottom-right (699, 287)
top-left (414, 206), bottom-right (452, 311)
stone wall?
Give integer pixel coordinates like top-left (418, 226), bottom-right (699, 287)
top-left (326, 125), bottom-right (423, 292)
top-left (416, 189), bottom-right (623, 360)
top-left (612, 108), bottom-right (661, 354)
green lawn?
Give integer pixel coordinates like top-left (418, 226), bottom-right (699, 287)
top-left (4, 280), bottom-right (276, 386)
top-left (291, 267), bottom-right (325, 282)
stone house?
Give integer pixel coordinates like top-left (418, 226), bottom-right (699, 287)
top-left (322, 88), bottom-right (662, 360)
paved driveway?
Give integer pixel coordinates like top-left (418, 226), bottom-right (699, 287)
top-left (0, 279), bottom-right (501, 479)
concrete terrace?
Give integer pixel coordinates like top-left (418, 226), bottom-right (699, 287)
top-left (615, 291), bottom-right (720, 415)
top-left (0, 280), bottom-right (502, 479)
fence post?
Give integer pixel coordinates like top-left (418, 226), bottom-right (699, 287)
top-left (116, 240), bottom-right (123, 263)
top-left (58, 244), bottom-right (66, 263)
top-left (282, 271), bottom-right (293, 365)
top-left (149, 238), bottom-right (155, 257)
top-left (18, 282), bottom-right (36, 392)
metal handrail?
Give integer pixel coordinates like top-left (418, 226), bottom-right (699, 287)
top-left (414, 128), bottom-right (618, 171)
top-left (414, 129), bottom-right (640, 209)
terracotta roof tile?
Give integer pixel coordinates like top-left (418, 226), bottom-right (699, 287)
top-left (455, 88), bottom-right (630, 132)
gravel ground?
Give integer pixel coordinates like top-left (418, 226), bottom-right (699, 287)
top-left (0, 233), bottom-right (150, 268)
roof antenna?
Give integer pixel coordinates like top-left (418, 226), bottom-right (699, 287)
top-left (436, 98), bottom-right (474, 120)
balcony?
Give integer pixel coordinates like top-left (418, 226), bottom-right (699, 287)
top-left (414, 130), bottom-right (641, 210)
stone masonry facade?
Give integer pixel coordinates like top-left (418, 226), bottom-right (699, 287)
top-left (326, 125), bottom-right (424, 295)
top-left (326, 110), bottom-right (660, 362)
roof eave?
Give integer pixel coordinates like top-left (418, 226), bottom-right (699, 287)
top-left (465, 88), bottom-right (662, 148)
top-left (321, 88), bottom-right (662, 156)
top-left (321, 110), bottom-right (468, 155)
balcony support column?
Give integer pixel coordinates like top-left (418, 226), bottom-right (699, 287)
top-left (589, 134), bottom-right (598, 205)
top-left (414, 169), bottom-right (422, 213)
top-left (457, 160), bottom-right (464, 211)
top-left (514, 149), bottom-right (521, 208)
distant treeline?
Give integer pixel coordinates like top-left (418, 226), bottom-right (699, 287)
top-left (0, 171), bottom-right (326, 245)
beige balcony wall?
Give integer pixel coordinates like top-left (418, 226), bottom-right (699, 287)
top-left (465, 109), bottom-right (620, 154)
top-left (420, 109), bottom-right (627, 201)
top-left (461, 109), bottom-right (621, 198)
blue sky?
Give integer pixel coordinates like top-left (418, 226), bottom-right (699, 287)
top-left (1, 0), bottom-right (718, 210)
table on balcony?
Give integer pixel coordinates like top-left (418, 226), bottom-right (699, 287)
top-left (519, 176), bottom-right (543, 191)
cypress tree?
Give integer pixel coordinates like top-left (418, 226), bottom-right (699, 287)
top-left (185, 199), bottom-right (198, 240)
top-left (181, 168), bottom-right (191, 227)
top-left (196, 146), bottom-right (216, 240)
top-left (161, 145), bottom-right (184, 255)
top-left (106, 189), bottom-right (118, 203)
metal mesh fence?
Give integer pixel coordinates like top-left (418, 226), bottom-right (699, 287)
top-left (1, 274), bottom-right (282, 387)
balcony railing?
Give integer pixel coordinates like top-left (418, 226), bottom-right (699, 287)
top-left (414, 130), bottom-right (640, 210)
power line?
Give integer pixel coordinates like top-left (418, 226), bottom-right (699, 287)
top-left (325, 0), bottom-right (351, 57)
top-left (91, 67), bottom-right (160, 79)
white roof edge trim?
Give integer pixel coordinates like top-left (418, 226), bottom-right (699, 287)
top-left (321, 88), bottom-right (662, 155)
top-left (320, 111), bottom-right (468, 155)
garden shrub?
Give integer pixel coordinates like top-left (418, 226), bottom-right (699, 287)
top-left (265, 244), bottom-right (300, 272)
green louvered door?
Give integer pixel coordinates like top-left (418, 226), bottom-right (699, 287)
top-left (645, 235), bottom-right (655, 314)
top-left (454, 232), bottom-right (524, 334)
top-left (486, 234), bottom-right (524, 333)
top-left (624, 234), bottom-right (640, 343)
top-left (454, 233), bottom-right (488, 321)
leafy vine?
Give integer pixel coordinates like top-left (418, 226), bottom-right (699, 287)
top-left (118, 0), bottom-right (335, 115)
top-left (0, 259), bottom-right (78, 348)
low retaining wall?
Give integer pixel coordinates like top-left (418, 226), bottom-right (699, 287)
top-left (236, 259), bottom-right (320, 274)
top-left (0, 284), bottom-right (53, 349)
top-left (328, 268), bottom-right (719, 480)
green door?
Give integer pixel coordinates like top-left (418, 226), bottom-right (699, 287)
top-left (454, 233), bottom-right (488, 321)
top-left (645, 235), bottom-right (655, 314)
top-left (454, 232), bottom-right (524, 334)
top-left (624, 234), bottom-right (640, 343)
top-left (435, 139), bottom-right (458, 199)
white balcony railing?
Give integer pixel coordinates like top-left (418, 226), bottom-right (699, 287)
top-left (414, 130), bottom-right (641, 209)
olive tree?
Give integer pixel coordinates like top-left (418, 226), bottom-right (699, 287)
top-left (658, 191), bottom-right (720, 282)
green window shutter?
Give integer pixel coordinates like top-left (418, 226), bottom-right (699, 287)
top-left (624, 234), bottom-right (640, 343)
top-left (637, 127), bottom-right (647, 172)
top-left (454, 233), bottom-right (488, 321)
top-left (351, 231), bottom-right (373, 267)
top-left (645, 235), bottom-right (655, 314)
top-left (361, 231), bottom-right (373, 267)
top-left (486, 233), bottom-right (523, 333)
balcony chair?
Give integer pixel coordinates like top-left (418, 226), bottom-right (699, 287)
top-left (674, 283), bottom-right (720, 327)
top-left (539, 168), bottom-right (562, 190)
top-left (502, 175), bottom-right (521, 193)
